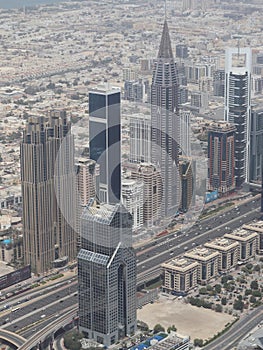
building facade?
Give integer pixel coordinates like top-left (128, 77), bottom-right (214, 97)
top-left (242, 221), bottom-right (263, 255)
top-left (184, 247), bottom-right (220, 284)
top-left (126, 162), bottom-right (163, 227)
top-left (224, 228), bottom-right (258, 262)
top-left (179, 157), bottom-right (194, 211)
top-left (130, 113), bottom-right (151, 164)
top-left (121, 178), bottom-right (144, 231)
top-left (76, 157), bottom-right (100, 207)
top-left (162, 256), bottom-right (199, 294)
top-left (89, 84), bottom-right (121, 204)
top-left (250, 106), bottom-right (263, 182)
top-left (224, 47), bottom-right (252, 187)
top-left (78, 199), bottom-right (137, 347)
top-left (207, 121), bottom-right (236, 194)
top-left (204, 237), bottom-right (239, 272)
top-left (151, 20), bottom-right (180, 218)
top-left (21, 111), bottom-right (77, 274)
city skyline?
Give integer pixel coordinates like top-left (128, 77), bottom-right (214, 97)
top-left (0, 1), bottom-right (263, 349)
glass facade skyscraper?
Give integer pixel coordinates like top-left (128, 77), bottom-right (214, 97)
top-left (78, 199), bottom-right (137, 347)
top-left (224, 47), bottom-right (252, 187)
top-left (89, 85), bottom-right (121, 204)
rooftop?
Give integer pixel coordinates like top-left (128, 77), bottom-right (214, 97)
top-left (162, 256), bottom-right (199, 272)
top-left (184, 247), bottom-right (220, 261)
top-left (204, 237), bottom-right (239, 251)
top-left (225, 228), bottom-right (258, 242)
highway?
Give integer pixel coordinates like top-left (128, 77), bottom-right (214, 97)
top-left (204, 305), bottom-right (263, 350)
top-left (0, 194), bottom-right (261, 348)
top-left (136, 195), bottom-right (262, 280)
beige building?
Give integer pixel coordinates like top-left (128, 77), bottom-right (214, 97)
top-left (225, 228), bottom-right (258, 262)
top-left (162, 256), bottom-right (199, 294)
top-left (76, 157), bottom-right (100, 207)
top-left (184, 247), bottom-right (220, 284)
top-left (204, 238), bottom-right (239, 272)
top-left (243, 221), bottom-right (263, 255)
top-left (124, 162), bottom-right (162, 227)
top-left (21, 111), bottom-right (77, 274)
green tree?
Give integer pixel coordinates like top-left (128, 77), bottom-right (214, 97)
top-left (250, 295), bottom-right (257, 304)
top-left (254, 264), bottom-right (261, 272)
top-left (252, 290), bottom-right (262, 298)
top-left (167, 325), bottom-right (177, 333)
top-left (214, 284), bottom-right (222, 294)
top-left (199, 287), bottom-right (207, 295)
top-left (64, 330), bottom-right (83, 350)
top-left (194, 339), bottom-right (203, 347)
top-left (221, 297), bottom-right (227, 305)
top-left (233, 299), bottom-right (244, 312)
top-left (215, 304), bottom-right (223, 312)
top-left (153, 324), bottom-right (165, 334)
top-left (251, 280), bottom-right (259, 290)
top-left (245, 289), bottom-right (252, 296)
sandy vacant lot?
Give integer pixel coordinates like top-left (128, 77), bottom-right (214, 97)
top-left (137, 296), bottom-right (234, 340)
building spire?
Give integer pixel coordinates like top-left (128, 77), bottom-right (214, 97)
top-left (157, 19), bottom-right (174, 59)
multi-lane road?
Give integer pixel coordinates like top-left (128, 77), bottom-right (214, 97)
top-left (0, 194), bottom-right (261, 348)
top-left (136, 195), bottom-right (262, 279)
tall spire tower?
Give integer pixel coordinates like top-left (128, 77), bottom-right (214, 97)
top-left (151, 17), bottom-right (180, 218)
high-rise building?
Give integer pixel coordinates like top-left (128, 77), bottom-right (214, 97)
top-left (179, 109), bottom-right (191, 157)
top-left (121, 178), bottom-right (144, 231)
top-left (78, 199), bottom-right (137, 347)
top-left (250, 106), bottom-right (263, 182)
top-left (179, 156), bottom-right (194, 212)
top-left (130, 113), bottom-right (151, 163)
top-left (207, 121), bottom-right (236, 194)
top-left (125, 162), bottom-right (163, 227)
top-left (76, 158), bottom-right (100, 207)
top-left (89, 84), bottom-right (121, 204)
top-left (176, 44), bottom-right (188, 59)
top-left (151, 20), bottom-right (180, 218)
top-left (213, 69), bottom-right (225, 97)
top-left (21, 111), bottom-right (77, 274)
top-left (224, 47), bottom-right (252, 187)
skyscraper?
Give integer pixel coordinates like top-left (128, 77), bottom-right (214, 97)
top-left (130, 113), bottom-right (151, 163)
top-left (224, 47), bottom-right (252, 187)
top-left (78, 199), bottom-right (137, 347)
top-left (151, 20), bottom-right (180, 218)
top-left (250, 106), bottom-right (263, 182)
top-left (89, 84), bottom-right (121, 204)
top-left (21, 111), bottom-right (77, 274)
top-left (207, 121), bottom-right (236, 194)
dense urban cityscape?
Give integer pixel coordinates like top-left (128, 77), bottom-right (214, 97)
top-left (0, 0), bottom-right (263, 350)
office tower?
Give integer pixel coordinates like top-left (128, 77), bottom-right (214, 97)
top-left (76, 158), bottom-right (100, 207)
top-left (123, 67), bottom-right (138, 82)
top-left (213, 69), bottom-right (225, 97)
top-left (121, 178), bottom-right (144, 231)
top-left (249, 106), bottom-right (263, 182)
top-left (89, 84), bottom-right (121, 204)
top-left (224, 47), bottom-right (252, 187)
top-left (179, 157), bottom-right (194, 211)
top-left (151, 20), bottom-right (180, 218)
top-left (124, 79), bottom-right (147, 102)
top-left (190, 91), bottom-right (209, 113)
top-left (207, 121), bottom-right (236, 194)
top-left (78, 199), bottom-right (136, 347)
top-left (176, 44), bottom-right (188, 59)
top-left (126, 163), bottom-right (163, 227)
top-left (21, 111), bottom-right (76, 274)
top-left (179, 109), bottom-right (191, 157)
top-left (130, 113), bottom-right (151, 163)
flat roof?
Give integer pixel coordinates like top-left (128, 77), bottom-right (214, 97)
top-left (243, 220), bottom-right (263, 234)
top-left (224, 228), bottom-right (258, 242)
top-left (184, 247), bottom-right (220, 261)
top-left (204, 237), bottom-right (239, 251)
top-left (162, 256), bottom-right (199, 272)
